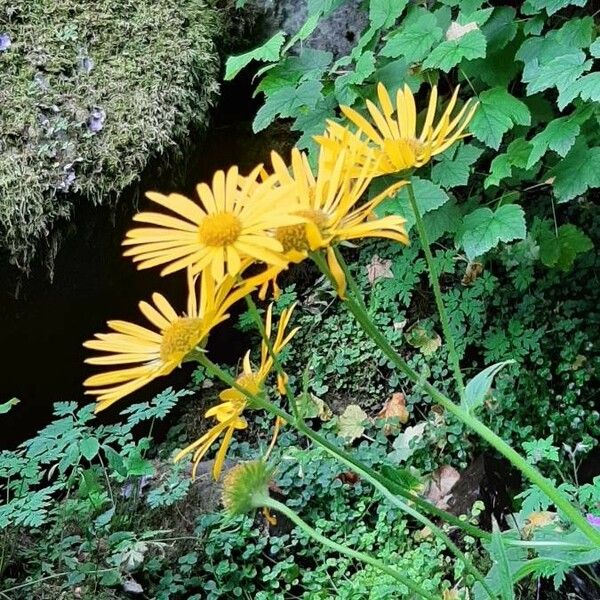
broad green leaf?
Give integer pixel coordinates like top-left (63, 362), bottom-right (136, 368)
top-left (253, 80), bottom-right (323, 132)
top-left (462, 360), bottom-right (515, 412)
top-left (283, 12), bottom-right (321, 53)
top-left (470, 87), bottom-right (531, 149)
top-left (526, 118), bottom-right (580, 169)
top-left (334, 52), bottom-right (376, 105)
top-left (369, 0), bottom-right (408, 28)
top-left (550, 142), bottom-right (600, 202)
top-left (378, 177), bottom-right (450, 233)
top-left (538, 224), bottom-right (593, 270)
top-left (224, 32), bottom-right (286, 80)
top-left (558, 72), bottom-right (600, 109)
top-left (379, 465), bottom-right (421, 492)
top-left (554, 17), bottom-right (594, 48)
top-left (460, 204), bottom-right (527, 260)
top-left (432, 144), bottom-right (483, 188)
top-left (481, 7), bottom-right (517, 53)
top-left (422, 29), bottom-right (487, 72)
top-left (525, 0), bottom-right (586, 16)
top-left (423, 198), bottom-right (462, 243)
top-left (485, 138), bottom-right (532, 188)
top-left (0, 398), bottom-right (19, 414)
top-left (79, 437), bottom-right (100, 461)
top-left (381, 10), bottom-right (443, 63)
top-left (590, 38), bottom-right (600, 58)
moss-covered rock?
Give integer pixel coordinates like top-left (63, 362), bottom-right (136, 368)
top-left (0, 0), bottom-right (224, 270)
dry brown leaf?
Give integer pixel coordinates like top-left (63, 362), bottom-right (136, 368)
top-left (424, 465), bottom-right (461, 509)
top-left (461, 261), bottom-right (484, 286)
top-left (446, 21), bottom-right (478, 41)
top-left (366, 254), bottom-right (393, 285)
top-left (377, 392), bottom-right (409, 435)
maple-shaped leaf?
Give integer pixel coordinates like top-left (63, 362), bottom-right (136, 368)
top-left (338, 404), bottom-right (370, 442)
top-left (366, 254), bottom-right (394, 285)
top-left (406, 325), bottom-right (442, 356)
top-left (376, 392), bottom-right (409, 435)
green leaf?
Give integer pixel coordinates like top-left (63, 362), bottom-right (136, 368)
top-left (490, 527), bottom-right (516, 600)
top-left (462, 360), bottom-right (515, 412)
top-left (470, 87), bottom-right (531, 149)
top-left (538, 224), bottom-right (593, 270)
top-left (381, 9), bottom-right (443, 63)
top-left (253, 80), bottom-right (323, 133)
top-left (369, 0), bottom-right (408, 29)
top-left (590, 37), bottom-right (600, 58)
top-left (79, 437), bottom-right (100, 462)
top-left (379, 465), bottom-right (421, 492)
top-left (388, 423), bottom-right (426, 463)
top-left (378, 177), bottom-right (450, 233)
top-left (423, 198), bottom-right (462, 243)
top-left (224, 32), bottom-right (286, 80)
top-left (422, 29), bottom-right (487, 72)
top-left (431, 144), bottom-right (483, 188)
top-left (554, 17), bottom-right (594, 48)
top-left (525, 0), bottom-right (586, 16)
top-left (0, 398), bottom-right (19, 414)
top-left (558, 72), bottom-right (600, 109)
top-left (481, 7), bottom-right (517, 53)
top-left (485, 138), bottom-right (533, 188)
top-left (460, 204), bottom-right (527, 260)
top-left (549, 142), bottom-right (600, 202)
top-left (526, 118), bottom-right (580, 169)
top-left (125, 450), bottom-right (155, 477)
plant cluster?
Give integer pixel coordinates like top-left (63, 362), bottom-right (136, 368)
top-left (0, 0), bottom-right (222, 270)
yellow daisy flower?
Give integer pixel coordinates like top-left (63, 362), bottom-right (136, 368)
top-left (327, 82), bottom-right (477, 175)
top-left (84, 272), bottom-right (253, 412)
top-left (174, 303), bottom-right (298, 480)
top-left (248, 146), bottom-right (409, 298)
top-left (122, 165), bottom-right (304, 283)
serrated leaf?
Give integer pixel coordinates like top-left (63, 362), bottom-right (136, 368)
top-left (590, 38), bottom-right (600, 58)
top-left (338, 405), bottom-right (370, 442)
top-left (462, 360), bottom-right (515, 412)
top-left (460, 204), bottom-right (527, 260)
top-left (558, 72), bottom-right (600, 109)
top-left (550, 142), bottom-right (600, 202)
top-left (538, 224), bottom-right (593, 270)
top-left (382, 10), bottom-right (443, 63)
top-left (485, 138), bottom-right (532, 188)
top-left (253, 80), bottom-right (323, 133)
top-left (482, 7), bottom-right (517, 53)
top-left (423, 198), bottom-right (462, 243)
top-left (526, 0), bottom-right (586, 16)
top-left (79, 437), bottom-right (100, 461)
top-left (388, 423), bottom-right (426, 463)
top-left (369, 0), bottom-right (408, 28)
top-left (225, 32), bottom-right (286, 80)
top-left (470, 88), bottom-right (531, 149)
top-left (422, 28), bottom-right (487, 72)
top-left (0, 398), bottom-right (19, 414)
top-left (526, 118), bottom-right (580, 169)
top-left (432, 144), bottom-right (483, 188)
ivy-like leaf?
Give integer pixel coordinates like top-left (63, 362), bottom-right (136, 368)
top-left (369, 0), bottom-right (408, 29)
top-left (485, 138), bottom-right (532, 188)
top-left (431, 144), bottom-right (483, 188)
top-left (459, 204), bottom-right (527, 260)
top-left (526, 117), bottom-right (580, 169)
top-left (549, 141), bottom-right (600, 202)
top-left (538, 224), bottom-right (593, 270)
top-left (422, 29), bottom-right (487, 72)
top-left (253, 80), bottom-right (323, 133)
top-left (224, 32), bottom-right (286, 80)
top-left (470, 88), bottom-right (531, 149)
top-left (525, 0), bottom-right (586, 16)
top-left (381, 9), bottom-right (443, 63)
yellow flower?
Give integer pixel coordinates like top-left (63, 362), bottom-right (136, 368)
top-left (84, 272), bottom-right (252, 412)
top-left (174, 303), bottom-right (298, 480)
top-left (325, 82), bottom-right (477, 175)
top-left (122, 165), bottom-right (304, 284)
top-left (248, 146), bottom-right (409, 298)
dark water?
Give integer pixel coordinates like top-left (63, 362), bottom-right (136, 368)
top-left (0, 74), bottom-right (295, 448)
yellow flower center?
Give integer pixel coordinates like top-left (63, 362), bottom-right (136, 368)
top-left (275, 209), bottom-right (328, 253)
top-left (198, 212), bottom-right (242, 247)
top-left (160, 317), bottom-right (204, 363)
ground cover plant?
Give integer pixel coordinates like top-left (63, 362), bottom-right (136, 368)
top-left (1, 0), bottom-right (599, 598)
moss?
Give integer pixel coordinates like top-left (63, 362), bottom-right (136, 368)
top-left (0, 0), bottom-right (224, 270)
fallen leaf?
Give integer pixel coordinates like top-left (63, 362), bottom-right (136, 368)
top-left (406, 325), bottom-right (442, 356)
top-left (338, 404), bottom-right (370, 442)
top-left (297, 393), bottom-right (332, 421)
top-left (414, 526), bottom-right (433, 541)
top-left (122, 578), bottom-right (144, 594)
top-left (377, 392), bottom-right (409, 435)
top-left (442, 589), bottom-right (460, 600)
top-left (393, 319), bottom-right (407, 332)
top-left (446, 21), bottom-right (478, 41)
top-left (388, 422), bottom-right (426, 463)
top-left (424, 465), bottom-right (461, 509)
top-left (461, 261), bottom-right (483, 286)
top-left (366, 254), bottom-right (394, 285)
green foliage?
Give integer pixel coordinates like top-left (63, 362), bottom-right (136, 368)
top-left (0, 0), bottom-right (223, 270)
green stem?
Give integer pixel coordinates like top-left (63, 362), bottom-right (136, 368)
top-left (263, 497), bottom-right (438, 600)
top-left (406, 181), bottom-right (465, 397)
top-left (197, 354), bottom-right (496, 587)
top-left (336, 291), bottom-right (600, 546)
